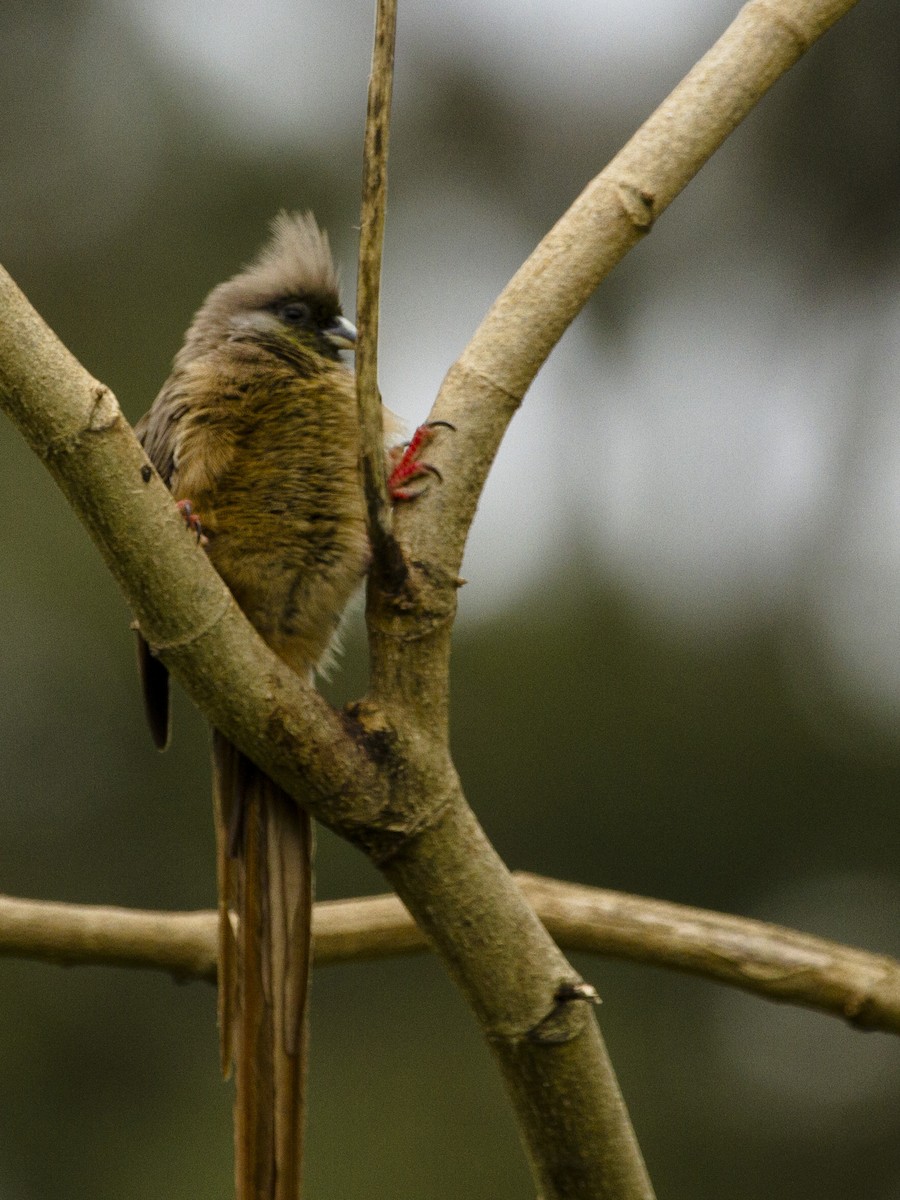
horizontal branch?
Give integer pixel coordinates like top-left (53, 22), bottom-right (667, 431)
top-left (3, 877), bottom-right (896, 1035)
top-left (0, 895), bottom-right (219, 980)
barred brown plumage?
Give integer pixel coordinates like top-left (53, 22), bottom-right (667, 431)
top-left (135, 212), bottom-right (389, 1200)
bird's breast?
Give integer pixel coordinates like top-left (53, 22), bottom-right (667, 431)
top-left (175, 366), bottom-right (369, 673)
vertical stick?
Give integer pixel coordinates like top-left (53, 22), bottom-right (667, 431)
top-left (356, 0), bottom-right (403, 581)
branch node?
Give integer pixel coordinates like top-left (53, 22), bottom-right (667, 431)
top-left (363, 786), bottom-right (457, 867)
top-left (342, 699), bottom-right (399, 769)
top-left (368, 556), bottom-right (459, 643)
top-left (557, 980), bottom-right (601, 1006)
top-left (526, 978), bottom-right (602, 1046)
top-left (445, 358), bottom-right (521, 412)
top-left (335, 711), bottom-right (458, 861)
top-left (748, 0), bottom-right (812, 53)
top-left (840, 966), bottom-right (894, 1030)
top-left (609, 180), bottom-right (656, 230)
top-left (139, 593), bottom-right (233, 654)
top-left (42, 384), bottom-right (123, 460)
top-left (87, 384), bottom-right (119, 432)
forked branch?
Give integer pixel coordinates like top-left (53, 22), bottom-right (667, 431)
top-left (0, 1), bottom-right (865, 1197)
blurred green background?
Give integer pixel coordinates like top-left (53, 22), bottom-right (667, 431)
top-left (2, 1), bottom-right (899, 1197)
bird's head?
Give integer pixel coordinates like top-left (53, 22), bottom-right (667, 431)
top-left (179, 211), bottom-right (357, 364)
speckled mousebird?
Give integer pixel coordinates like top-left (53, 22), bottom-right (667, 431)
top-left (134, 212), bottom-right (433, 1199)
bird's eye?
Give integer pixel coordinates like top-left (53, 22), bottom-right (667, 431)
top-left (280, 302), bottom-right (310, 324)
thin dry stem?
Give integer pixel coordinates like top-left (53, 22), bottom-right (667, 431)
top-left (356, 0), bottom-right (402, 580)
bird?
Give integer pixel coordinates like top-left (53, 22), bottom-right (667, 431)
top-left (133, 211), bottom-right (429, 1199)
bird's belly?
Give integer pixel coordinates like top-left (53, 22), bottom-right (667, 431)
top-left (205, 502), bottom-right (369, 674)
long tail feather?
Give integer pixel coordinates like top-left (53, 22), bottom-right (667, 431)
top-left (135, 632), bottom-right (171, 751)
top-left (213, 731), bottom-right (313, 1200)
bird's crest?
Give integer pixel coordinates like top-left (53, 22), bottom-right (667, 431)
top-left (238, 210), bottom-right (339, 303)
top-left (177, 211), bottom-right (343, 357)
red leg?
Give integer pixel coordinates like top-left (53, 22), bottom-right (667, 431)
top-left (388, 421), bottom-right (454, 501)
top-left (176, 498), bottom-right (209, 544)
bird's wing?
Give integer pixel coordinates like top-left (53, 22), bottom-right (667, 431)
top-left (134, 380), bottom-right (188, 487)
top-left (133, 379), bottom-right (192, 749)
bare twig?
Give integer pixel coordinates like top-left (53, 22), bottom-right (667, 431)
top-left (3, 879), bottom-right (897, 1036)
top-left (356, 0), bottom-right (403, 581)
top-left (0, 895), bottom-right (219, 981)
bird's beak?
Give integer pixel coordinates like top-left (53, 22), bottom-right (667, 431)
top-left (324, 315), bottom-right (357, 350)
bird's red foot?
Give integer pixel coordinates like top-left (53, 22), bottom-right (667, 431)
top-left (176, 498), bottom-right (209, 545)
top-left (388, 421), bottom-right (455, 501)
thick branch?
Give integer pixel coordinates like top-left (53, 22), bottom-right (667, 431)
top-left (362, 1), bottom-right (861, 1195)
top-left (0, 267), bottom-right (384, 834)
top-left (0, 233), bottom-right (652, 1200)
top-left (396, 0), bottom-right (861, 576)
top-left (3, 879), bottom-right (897, 1036)
top-left (377, 799), bottom-right (653, 1199)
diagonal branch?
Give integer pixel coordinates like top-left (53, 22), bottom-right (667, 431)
top-left (3, 879), bottom-right (897, 1036)
top-left (397, 0), bottom-right (862, 577)
top-left (0, 267), bottom-right (385, 834)
top-left (359, 1), bottom-right (862, 1196)
top-left (0, 174), bottom-right (653, 1200)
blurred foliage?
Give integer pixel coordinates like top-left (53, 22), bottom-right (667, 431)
top-left (1, 1), bottom-right (899, 1198)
